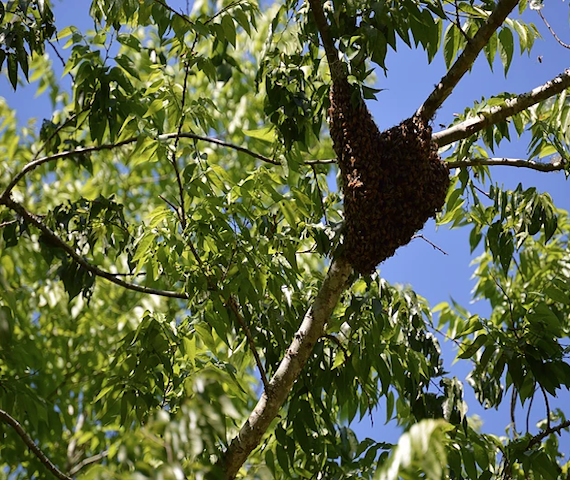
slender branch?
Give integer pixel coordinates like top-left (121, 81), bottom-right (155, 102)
top-left (0, 219), bottom-right (17, 228)
top-left (537, 9), bottom-right (570, 50)
top-left (152, 0), bottom-right (193, 26)
top-left (0, 408), bottom-right (73, 480)
top-left (47, 39), bottom-right (75, 83)
top-left (0, 197), bottom-right (188, 299)
top-left (433, 69), bottom-right (570, 147)
top-left (416, 0), bottom-right (520, 121)
top-left (305, 158), bottom-right (336, 165)
top-left (527, 419), bottom-right (570, 449)
top-left (31, 111), bottom-right (83, 164)
top-left (539, 384), bottom-right (551, 431)
top-left (526, 389), bottom-right (535, 434)
top-left (68, 450), bottom-right (109, 476)
top-left (159, 194), bottom-right (180, 213)
top-left (170, 54), bottom-right (194, 231)
top-left (0, 132), bottom-right (279, 202)
top-left (447, 157), bottom-right (567, 172)
top-left (226, 296), bottom-right (270, 391)
top-left (411, 234), bottom-right (448, 255)
top-left (220, 256), bottom-right (353, 479)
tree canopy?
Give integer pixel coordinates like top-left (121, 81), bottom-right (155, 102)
top-left (1, 0), bottom-right (570, 479)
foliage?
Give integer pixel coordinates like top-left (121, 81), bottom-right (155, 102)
top-left (1, 0), bottom-right (570, 479)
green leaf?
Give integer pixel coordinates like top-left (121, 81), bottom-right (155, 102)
top-left (443, 24), bottom-right (460, 68)
top-left (7, 54), bottom-right (18, 90)
top-left (243, 126), bottom-right (276, 143)
top-left (498, 28), bottom-right (514, 76)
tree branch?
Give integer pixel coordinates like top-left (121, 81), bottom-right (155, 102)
top-left (226, 296), bottom-right (270, 391)
top-left (447, 157), bottom-right (567, 172)
top-left (433, 69), bottom-right (570, 147)
top-left (0, 408), bottom-right (73, 480)
top-left (0, 197), bottom-right (188, 300)
top-left (221, 256), bottom-right (353, 479)
top-left (416, 0), bottom-right (520, 121)
top-left (307, 0), bottom-right (346, 83)
top-left (68, 450), bottom-right (109, 476)
top-left (537, 9), bottom-right (570, 50)
top-left (527, 419), bottom-right (570, 449)
top-left (0, 132), bottom-right (279, 202)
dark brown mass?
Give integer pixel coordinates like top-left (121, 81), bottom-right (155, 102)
top-left (329, 79), bottom-right (450, 274)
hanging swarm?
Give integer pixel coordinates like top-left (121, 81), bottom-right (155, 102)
top-left (329, 79), bottom-right (450, 274)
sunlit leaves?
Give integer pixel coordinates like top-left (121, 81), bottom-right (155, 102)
top-left (0, 0), bottom-right (56, 89)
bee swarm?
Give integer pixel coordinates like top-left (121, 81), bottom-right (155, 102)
top-left (329, 79), bottom-right (450, 274)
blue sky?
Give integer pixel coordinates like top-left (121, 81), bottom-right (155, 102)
top-left (1, 0), bottom-right (569, 467)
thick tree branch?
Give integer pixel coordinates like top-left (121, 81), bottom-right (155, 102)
top-left (0, 132), bottom-right (279, 202)
top-left (433, 69), bottom-right (570, 146)
top-left (0, 408), bottom-right (73, 480)
top-left (416, 0), bottom-right (520, 121)
top-left (447, 157), bottom-right (567, 172)
top-left (0, 197), bottom-right (189, 300)
top-left (221, 256), bottom-right (353, 479)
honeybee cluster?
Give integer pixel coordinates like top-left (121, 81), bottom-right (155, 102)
top-left (329, 79), bottom-right (450, 274)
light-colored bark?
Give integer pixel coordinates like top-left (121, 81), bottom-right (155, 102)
top-left (221, 256), bottom-right (353, 479)
top-left (416, 0), bottom-right (520, 121)
top-left (448, 157), bottom-right (566, 172)
top-left (434, 69), bottom-right (570, 147)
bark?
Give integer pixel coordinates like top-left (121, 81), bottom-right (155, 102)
top-left (448, 157), bottom-right (566, 172)
top-left (221, 256), bottom-right (353, 479)
top-left (416, 0), bottom-right (520, 121)
top-left (0, 409), bottom-right (73, 480)
top-left (433, 69), bottom-right (570, 147)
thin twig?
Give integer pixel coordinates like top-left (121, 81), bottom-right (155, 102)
top-left (510, 386), bottom-right (517, 435)
top-left (152, 0), bottom-right (193, 25)
top-left (527, 419), bottom-right (570, 449)
top-left (170, 35), bottom-right (198, 231)
top-left (226, 296), bottom-right (270, 391)
top-left (0, 408), bottom-right (73, 480)
top-left (0, 131), bottom-right (279, 202)
top-left (310, 164), bottom-right (328, 224)
top-left (472, 183), bottom-right (492, 199)
top-left (305, 158), bottom-right (336, 165)
top-left (539, 384), bottom-right (551, 431)
top-left (526, 389), bottom-right (535, 434)
top-left (68, 450), bottom-right (109, 476)
top-left (412, 234), bottom-right (448, 255)
top-left (537, 9), bottom-right (570, 49)
top-left (0, 219), bottom-right (17, 228)
top-left (447, 157), bottom-right (567, 172)
top-left (159, 194), bottom-right (180, 214)
top-left (0, 198), bottom-right (188, 299)
top-left (47, 39), bottom-right (75, 83)
top-left (453, 0), bottom-right (472, 43)
top-left (32, 110), bottom-right (83, 164)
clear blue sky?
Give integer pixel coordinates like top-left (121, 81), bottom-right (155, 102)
top-left (1, 0), bottom-right (569, 464)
